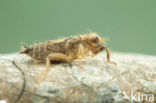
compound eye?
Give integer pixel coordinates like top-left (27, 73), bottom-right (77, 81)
top-left (91, 37), bottom-right (99, 43)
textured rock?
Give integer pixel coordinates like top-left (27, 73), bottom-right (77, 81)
top-left (0, 52), bottom-right (155, 103)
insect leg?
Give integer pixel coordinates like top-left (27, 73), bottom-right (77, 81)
top-left (48, 53), bottom-right (73, 61)
top-left (37, 55), bottom-right (51, 85)
top-left (103, 46), bottom-right (117, 65)
top-left (92, 45), bottom-right (116, 65)
top-left (37, 53), bottom-right (73, 85)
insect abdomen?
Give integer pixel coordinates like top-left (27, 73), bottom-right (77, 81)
top-left (21, 44), bottom-right (48, 61)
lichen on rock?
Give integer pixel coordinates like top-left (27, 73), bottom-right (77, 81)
top-left (0, 52), bottom-right (156, 103)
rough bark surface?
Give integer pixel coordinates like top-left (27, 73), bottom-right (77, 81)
top-left (0, 52), bottom-right (156, 103)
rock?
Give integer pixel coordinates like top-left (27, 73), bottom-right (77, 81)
top-left (0, 52), bottom-right (155, 103)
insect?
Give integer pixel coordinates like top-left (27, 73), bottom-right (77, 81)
top-left (20, 32), bottom-right (116, 84)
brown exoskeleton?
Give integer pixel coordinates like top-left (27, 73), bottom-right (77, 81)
top-left (20, 32), bottom-right (116, 84)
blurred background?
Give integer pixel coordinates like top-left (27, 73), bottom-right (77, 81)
top-left (0, 0), bottom-right (156, 55)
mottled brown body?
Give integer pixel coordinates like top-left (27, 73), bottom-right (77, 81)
top-left (20, 32), bottom-right (116, 84)
top-left (21, 39), bottom-right (67, 61)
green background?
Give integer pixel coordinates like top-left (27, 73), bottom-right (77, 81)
top-left (0, 0), bottom-right (156, 55)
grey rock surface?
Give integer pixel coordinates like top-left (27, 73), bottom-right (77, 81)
top-left (0, 52), bottom-right (155, 103)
